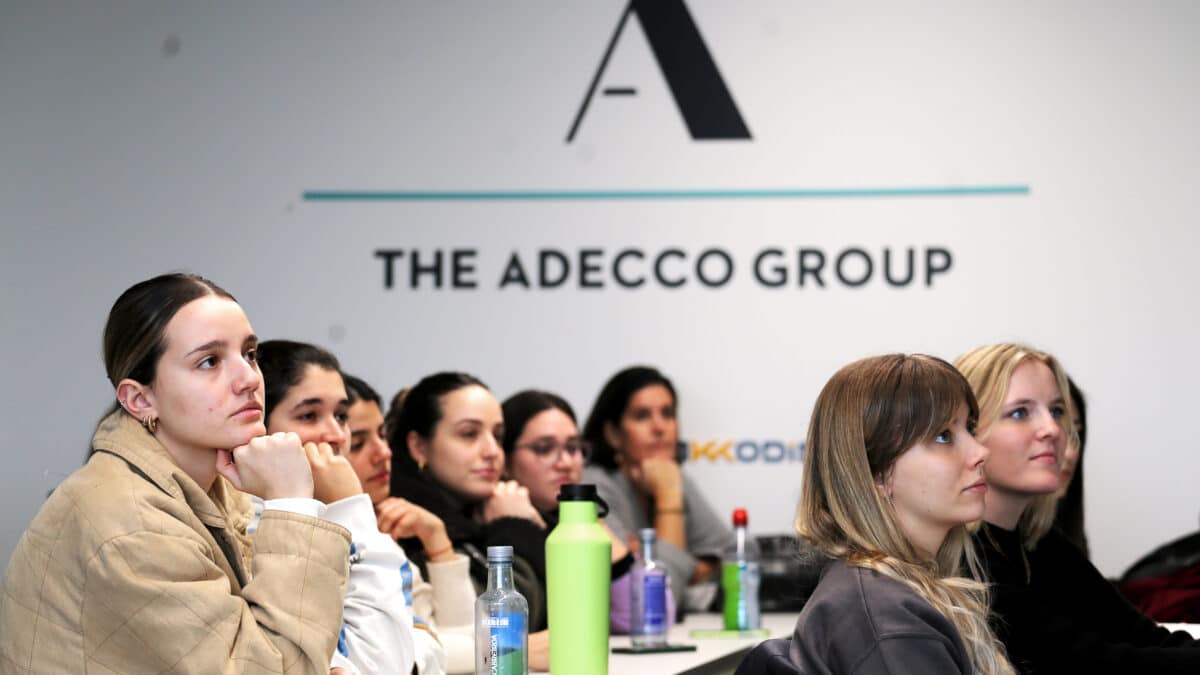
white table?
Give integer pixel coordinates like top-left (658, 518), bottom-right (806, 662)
top-left (1160, 623), bottom-right (1200, 638)
top-left (534, 612), bottom-right (797, 675)
top-left (533, 619), bottom-right (1200, 673)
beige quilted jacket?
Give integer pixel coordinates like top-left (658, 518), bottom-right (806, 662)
top-left (0, 411), bottom-right (351, 674)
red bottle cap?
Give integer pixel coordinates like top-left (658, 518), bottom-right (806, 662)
top-left (732, 508), bottom-right (748, 527)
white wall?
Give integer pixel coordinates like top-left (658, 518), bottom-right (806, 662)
top-left (2, 1), bottom-right (1198, 577)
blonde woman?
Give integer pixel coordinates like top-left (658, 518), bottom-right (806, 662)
top-left (778, 354), bottom-right (1014, 674)
top-left (957, 344), bottom-right (1200, 674)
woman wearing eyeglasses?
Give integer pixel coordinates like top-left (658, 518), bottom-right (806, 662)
top-left (501, 389), bottom-right (676, 633)
top-left (501, 390), bottom-right (593, 515)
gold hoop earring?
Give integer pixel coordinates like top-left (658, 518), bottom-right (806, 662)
top-left (417, 458), bottom-right (426, 471)
top-left (141, 415), bottom-right (159, 434)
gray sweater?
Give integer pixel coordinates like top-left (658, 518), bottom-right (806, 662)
top-left (581, 465), bottom-right (730, 608)
top-left (790, 560), bottom-right (973, 674)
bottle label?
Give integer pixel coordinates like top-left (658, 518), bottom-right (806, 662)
top-left (484, 612), bottom-right (525, 675)
top-left (722, 561), bottom-right (762, 630)
top-left (641, 574), bottom-right (667, 633)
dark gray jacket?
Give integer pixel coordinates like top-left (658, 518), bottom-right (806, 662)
top-left (789, 560), bottom-right (972, 674)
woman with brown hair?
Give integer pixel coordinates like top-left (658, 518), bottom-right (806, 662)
top-left (0, 273), bottom-right (351, 673)
top-left (344, 372), bottom-right (476, 674)
top-left (387, 372), bottom-right (552, 670)
top-left (580, 366), bottom-right (729, 609)
top-left (257, 342), bottom-right (450, 674)
top-left (787, 354), bottom-right (1014, 674)
top-left (500, 388), bottom-right (677, 633)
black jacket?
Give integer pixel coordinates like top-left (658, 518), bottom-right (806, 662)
top-left (391, 472), bottom-right (550, 631)
top-left (977, 522), bottom-right (1200, 674)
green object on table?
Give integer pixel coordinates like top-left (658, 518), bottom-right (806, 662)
top-left (546, 487), bottom-right (611, 675)
top-left (721, 561), bottom-right (743, 629)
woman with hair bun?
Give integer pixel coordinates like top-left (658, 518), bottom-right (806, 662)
top-left (344, 373), bottom-right (476, 674)
top-left (0, 273), bottom-right (351, 673)
top-left (387, 372), bottom-right (552, 670)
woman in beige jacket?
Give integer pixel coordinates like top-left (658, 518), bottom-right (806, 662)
top-left (0, 273), bottom-right (352, 674)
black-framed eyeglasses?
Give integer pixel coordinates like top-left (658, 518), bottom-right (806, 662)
top-left (518, 439), bottom-right (592, 462)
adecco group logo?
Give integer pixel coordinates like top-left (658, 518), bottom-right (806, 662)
top-left (688, 439), bottom-right (804, 464)
top-left (567, 0), bottom-right (751, 142)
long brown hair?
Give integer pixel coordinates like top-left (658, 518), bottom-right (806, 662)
top-left (797, 354), bottom-right (1014, 675)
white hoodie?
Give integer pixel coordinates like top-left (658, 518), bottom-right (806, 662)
top-left (251, 494), bottom-right (447, 675)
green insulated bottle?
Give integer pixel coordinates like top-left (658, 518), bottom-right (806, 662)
top-left (546, 483), bottom-right (611, 675)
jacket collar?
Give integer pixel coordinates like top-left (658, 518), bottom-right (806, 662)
top-left (91, 410), bottom-right (250, 529)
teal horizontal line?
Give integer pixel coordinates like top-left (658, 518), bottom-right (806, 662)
top-left (302, 185), bottom-right (1029, 201)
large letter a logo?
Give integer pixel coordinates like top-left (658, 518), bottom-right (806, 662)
top-left (566, 0), bottom-right (752, 142)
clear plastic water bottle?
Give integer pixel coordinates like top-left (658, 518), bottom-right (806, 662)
top-left (721, 508), bottom-right (762, 630)
top-left (475, 546), bottom-right (528, 675)
top-left (631, 528), bottom-right (669, 648)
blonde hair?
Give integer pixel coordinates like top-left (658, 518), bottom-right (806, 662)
top-left (797, 354), bottom-right (1014, 675)
top-left (954, 344), bottom-right (1077, 549)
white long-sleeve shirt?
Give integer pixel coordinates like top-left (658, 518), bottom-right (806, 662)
top-left (251, 495), bottom-right (443, 675)
top-left (324, 495), bottom-right (425, 675)
top-left (410, 551), bottom-right (477, 673)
